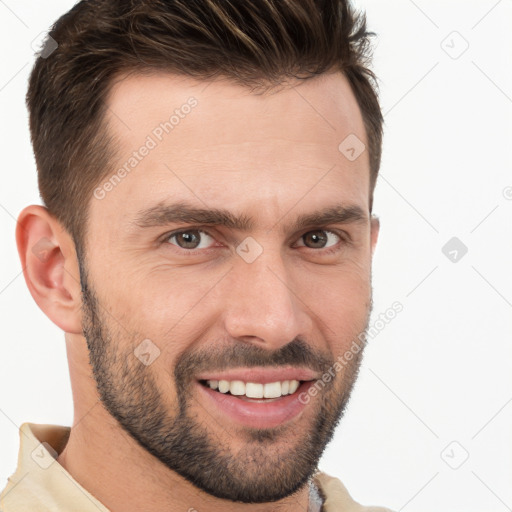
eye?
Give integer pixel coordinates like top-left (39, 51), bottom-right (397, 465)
top-left (165, 229), bottom-right (216, 250)
top-left (295, 229), bottom-right (342, 250)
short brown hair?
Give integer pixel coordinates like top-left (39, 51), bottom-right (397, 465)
top-left (27, 0), bottom-right (383, 251)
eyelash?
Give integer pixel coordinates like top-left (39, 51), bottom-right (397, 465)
top-left (161, 228), bottom-right (350, 256)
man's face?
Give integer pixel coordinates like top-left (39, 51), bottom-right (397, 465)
top-left (80, 71), bottom-right (378, 503)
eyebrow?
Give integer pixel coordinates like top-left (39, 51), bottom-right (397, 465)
top-left (133, 200), bottom-right (368, 234)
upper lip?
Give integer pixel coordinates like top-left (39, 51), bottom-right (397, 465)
top-left (196, 366), bottom-right (319, 384)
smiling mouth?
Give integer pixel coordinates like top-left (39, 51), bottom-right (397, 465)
top-left (199, 379), bottom-right (305, 401)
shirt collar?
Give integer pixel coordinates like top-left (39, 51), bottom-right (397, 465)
top-left (0, 422), bottom-right (109, 511)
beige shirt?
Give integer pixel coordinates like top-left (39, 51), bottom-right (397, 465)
top-left (0, 423), bottom-right (393, 511)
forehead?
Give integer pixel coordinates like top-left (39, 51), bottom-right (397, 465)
top-left (105, 71), bottom-right (366, 153)
top-left (91, 71), bottom-right (370, 234)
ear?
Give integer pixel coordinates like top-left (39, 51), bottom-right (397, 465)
top-left (16, 205), bottom-right (83, 334)
top-left (370, 214), bottom-right (380, 256)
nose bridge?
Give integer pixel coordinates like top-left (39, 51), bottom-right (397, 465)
top-left (222, 243), bottom-right (308, 348)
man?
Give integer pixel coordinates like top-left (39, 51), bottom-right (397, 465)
top-left (1, 0), bottom-right (393, 510)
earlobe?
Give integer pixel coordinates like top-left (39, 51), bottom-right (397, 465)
top-left (370, 214), bottom-right (380, 256)
top-left (15, 205), bottom-right (83, 334)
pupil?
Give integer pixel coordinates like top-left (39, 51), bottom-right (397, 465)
top-left (307, 231), bottom-right (326, 248)
top-left (179, 231), bottom-right (199, 248)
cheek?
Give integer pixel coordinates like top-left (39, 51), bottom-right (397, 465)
top-left (296, 255), bottom-right (372, 302)
top-left (102, 270), bottom-right (218, 367)
top-left (93, 260), bottom-right (197, 326)
top-left (295, 264), bottom-right (371, 346)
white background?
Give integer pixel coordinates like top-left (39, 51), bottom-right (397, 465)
top-left (0, 1), bottom-right (511, 511)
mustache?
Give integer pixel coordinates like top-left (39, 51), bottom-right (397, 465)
top-left (174, 338), bottom-right (334, 387)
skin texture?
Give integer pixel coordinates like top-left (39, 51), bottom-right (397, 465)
top-left (16, 71), bottom-right (379, 512)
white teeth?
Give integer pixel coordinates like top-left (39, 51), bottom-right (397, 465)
top-left (263, 382), bottom-right (282, 398)
top-left (218, 380), bottom-right (230, 393)
top-left (288, 380), bottom-right (300, 394)
top-left (229, 380), bottom-right (245, 396)
top-left (245, 382), bottom-right (264, 398)
top-left (204, 379), bottom-right (301, 398)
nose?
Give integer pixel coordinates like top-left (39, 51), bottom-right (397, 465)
top-left (221, 247), bottom-right (312, 351)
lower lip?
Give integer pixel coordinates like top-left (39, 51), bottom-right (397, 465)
top-left (195, 380), bottom-right (315, 429)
